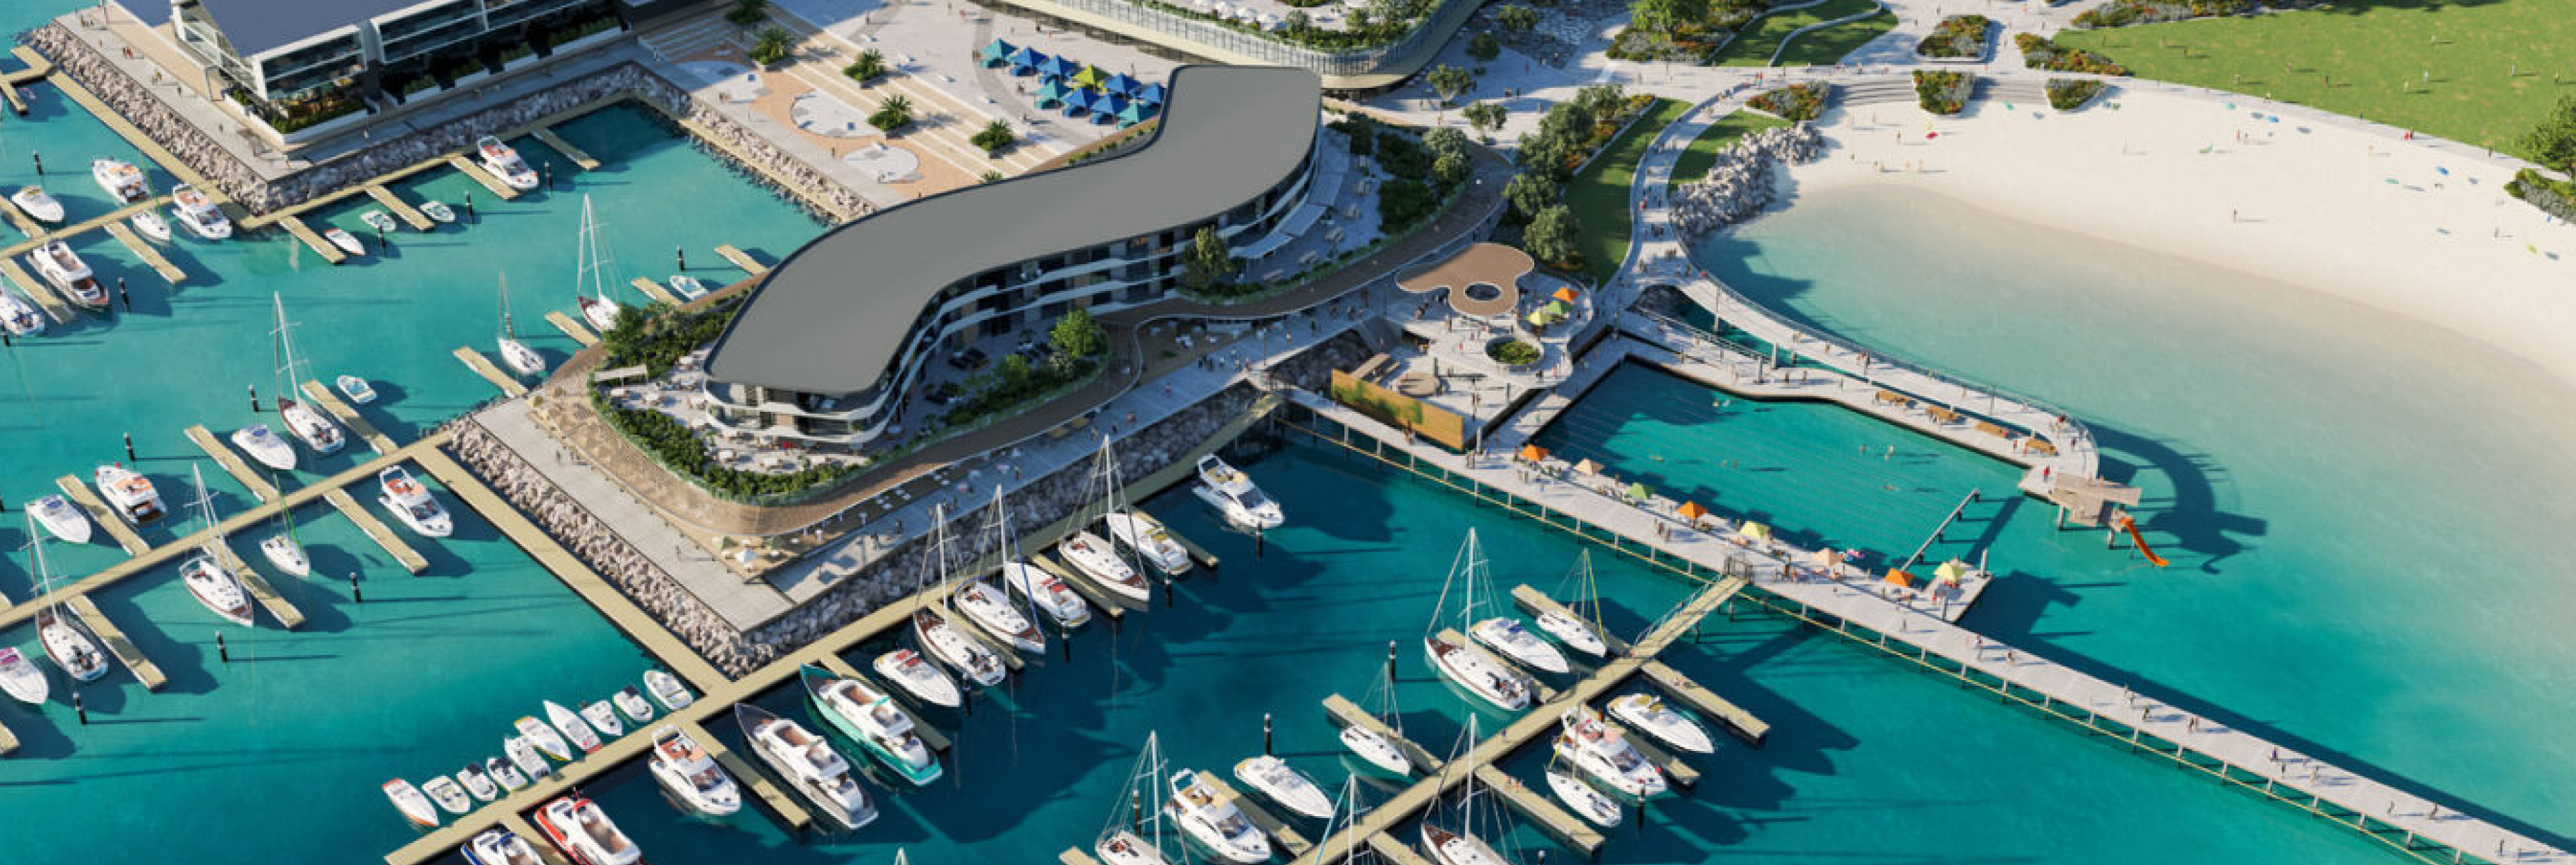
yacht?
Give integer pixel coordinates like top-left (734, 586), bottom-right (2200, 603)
top-left (337, 375), bottom-right (378, 404)
top-left (643, 669), bottom-right (694, 713)
top-left (545, 700), bottom-right (603, 754)
top-left (1001, 559), bottom-right (1091, 629)
top-left (0, 646), bottom-right (50, 705)
top-left (261, 533), bottom-right (311, 577)
top-left (1421, 823), bottom-right (1515, 865)
top-left (1553, 706), bottom-right (1665, 798)
top-left (647, 724), bottom-right (743, 816)
top-left (179, 551), bottom-right (256, 628)
top-left (1339, 726), bottom-right (1411, 776)
top-left (1164, 768), bottom-right (1270, 864)
top-left (457, 764), bottom-right (500, 802)
top-left (92, 158), bottom-right (147, 202)
top-left (536, 795), bottom-right (643, 865)
top-left (461, 827), bottom-right (546, 865)
top-left (802, 664), bottom-right (943, 787)
top-left (486, 756), bottom-right (530, 793)
top-left (11, 186), bottom-right (63, 223)
top-left (170, 183), bottom-right (232, 239)
top-left (379, 466), bottom-right (454, 537)
top-left (519, 713), bottom-right (577, 761)
top-left (1545, 765), bottom-right (1620, 827)
top-left (669, 274), bottom-right (708, 300)
top-left (31, 494), bottom-right (91, 544)
top-left (1472, 617), bottom-right (1569, 676)
top-left (94, 463), bottom-right (166, 525)
top-left (30, 241), bottom-right (107, 311)
top-left (580, 699), bottom-right (624, 738)
top-left (422, 776), bottom-right (474, 815)
top-left (324, 227), bottom-right (365, 256)
top-left (231, 424), bottom-right (299, 471)
top-left (129, 208), bottom-right (172, 242)
top-left (478, 135), bottom-right (541, 190)
top-left (912, 608), bottom-right (1005, 687)
top-left (873, 648), bottom-right (962, 709)
top-left (1233, 754), bottom-right (1334, 819)
top-left (1532, 608), bottom-right (1607, 658)
top-left (422, 200), bottom-right (457, 223)
top-left (738, 703), bottom-right (879, 830)
top-left (1097, 830), bottom-right (1173, 865)
top-left (1059, 530), bottom-right (1150, 603)
top-left (1607, 693), bottom-right (1715, 754)
top-left (1105, 509), bottom-right (1191, 575)
top-left (578, 293), bottom-right (622, 333)
top-left (274, 295), bottom-right (350, 455)
top-left (500, 339), bottom-right (546, 376)
top-left (384, 778), bottom-right (440, 828)
top-left (1425, 634), bottom-right (1531, 712)
top-left (953, 574), bottom-right (1043, 653)
top-left (37, 606), bottom-right (109, 683)
top-left (360, 210), bottom-right (398, 234)
top-left (0, 285), bottom-right (44, 336)
top-left (613, 686), bottom-right (655, 724)
top-left (1192, 455), bottom-right (1282, 529)
top-left (506, 734), bottom-right (556, 778)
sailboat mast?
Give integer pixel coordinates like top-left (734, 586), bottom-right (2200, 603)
top-left (498, 272), bottom-right (515, 339)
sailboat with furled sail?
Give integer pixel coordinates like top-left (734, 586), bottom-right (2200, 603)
top-left (911, 505), bottom-right (1006, 687)
top-left (1534, 551), bottom-right (1609, 658)
top-left (1421, 715), bottom-right (1521, 865)
top-left (261, 497), bottom-right (312, 578)
top-left (270, 293), bottom-right (346, 455)
top-left (28, 512), bottom-right (111, 683)
top-left (1424, 530), bottom-right (1535, 712)
top-left (1095, 732), bottom-right (1175, 865)
top-left (497, 273), bottom-right (546, 376)
top-left (1340, 646), bottom-right (1413, 776)
top-left (572, 196), bottom-right (625, 333)
top-left (180, 465), bottom-right (256, 628)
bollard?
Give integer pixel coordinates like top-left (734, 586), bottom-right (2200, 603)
top-left (118, 278), bottom-right (130, 311)
top-left (31, 152), bottom-right (41, 175)
top-left (348, 572), bottom-right (363, 603)
top-left (124, 432), bottom-right (136, 461)
top-left (675, 245), bottom-right (686, 271)
top-left (74, 689), bottom-right (87, 724)
top-left (1163, 575), bottom-right (1174, 609)
top-left (464, 190), bottom-right (475, 220)
top-left (1386, 640), bottom-right (1399, 683)
top-left (1263, 713), bottom-right (1273, 756)
top-left (217, 632), bottom-right (229, 663)
top-left (543, 164), bottom-right (553, 190)
top-left (1061, 626), bottom-right (1073, 662)
top-left (376, 224), bottom-right (385, 247)
top-left (1254, 527), bottom-right (1265, 559)
top-left (248, 384), bottom-right (260, 412)
top-left (3, 331), bottom-right (11, 348)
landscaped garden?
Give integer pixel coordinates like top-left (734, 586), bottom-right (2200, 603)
top-left (1746, 81), bottom-right (1829, 121)
top-left (2016, 32), bottom-right (2129, 76)
top-left (2047, 78), bottom-right (2108, 111)
top-left (1607, 0), bottom-right (1774, 62)
top-left (1914, 14), bottom-right (1990, 60)
top-left (1709, 0), bottom-right (1891, 67)
top-left (1561, 97), bottom-right (1690, 280)
top-left (1914, 69), bottom-right (1970, 115)
top-left (1674, 110), bottom-right (1791, 182)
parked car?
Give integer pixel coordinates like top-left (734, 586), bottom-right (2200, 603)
top-left (949, 347), bottom-right (990, 371)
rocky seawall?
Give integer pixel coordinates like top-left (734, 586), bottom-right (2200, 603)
top-left (1671, 123), bottom-right (1822, 237)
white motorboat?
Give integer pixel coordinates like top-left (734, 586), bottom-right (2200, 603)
top-left (478, 135), bottom-right (541, 191)
top-left (30, 240), bottom-right (107, 311)
top-left (1339, 726), bottom-right (1411, 776)
top-left (462, 827), bottom-right (545, 865)
top-left (1165, 768), bottom-right (1270, 865)
top-left (914, 607), bottom-right (1005, 687)
top-left (231, 423), bottom-right (299, 471)
top-left (93, 158), bottom-right (147, 202)
top-left (458, 764), bottom-right (501, 802)
top-left (581, 699), bottom-right (624, 738)
top-left (273, 295), bottom-right (350, 455)
top-left (1002, 559), bottom-right (1091, 629)
top-left (170, 183), bottom-right (231, 239)
top-left (647, 724), bottom-right (743, 816)
top-left (506, 735), bottom-right (555, 779)
top-left (380, 465), bottom-right (455, 537)
top-left (614, 687), bottom-right (655, 724)
top-left (0, 646), bottom-right (50, 705)
top-left (1426, 634), bottom-right (1531, 712)
top-left (423, 775), bottom-right (474, 815)
top-left (1059, 530), bottom-right (1149, 603)
top-left (545, 700), bottom-right (603, 754)
top-left (517, 714), bottom-right (576, 762)
top-left (1097, 830), bottom-right (1173, 865)
top-left (486, 756), bottom-right (530, 793)
top-left (1607, 693), bottom-right (1715, 754)
top-left (11, 186), bottom-right (64, 223)
top-left (260, 533), bottom-right (311, 577)
top-left (385, 778), bottom-right (440, 828)
top-left (1234, 754), bottom-right (1334, 819)
top-left (804, 665), bottom-right (943, 787)
top-left (31, 494), bottom-right (91, 544)
top-left (94, 463), bottom-right (166, 525)
top-left (360, 210), bottom-right (398, 234)
top-left (1554, 706), bottom-right (1664, 798)
top-left (1472, 617), bottom-right (1568, 676)
top-left (422, 200), bottom-right (457, 223)
top-left (1421, 823), bottom-right (1514, 865)
top-left (536, 795), bottom-right (643, 865)
top-left (36, 605), bottom-right (109, 683)
top-left (669, 274), bottom-right (708, 300)
top-left (644, 669), bottom-right (694, 713)
top-left (873, 648), bottom-right (961, 709)
top-left (325, 227), bottom-right (365, 256)
top-left (1192, 455), bottom-right (1282, 529)
top-left (1533, 608), bottom-right (1607, 658)
top-left (1545, 765), bottom-right (1619, 827)
top-left (954, 575), bottom-right (1043, 654)
top-left (180, 551), bottom-right (256, 628)
top-left (1105, 509), bottom-right (1191, 575)
top-left (0, 285), bottom-right (45, 336)
top-left (739, 703), bottom-right (879, 830)
top-left (337, 375), bottom-right (378, 404)
top-left (128, 208), bottom-right (172, 243)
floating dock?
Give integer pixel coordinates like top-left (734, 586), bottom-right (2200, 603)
top-left (454, 347), bottom-right (529, 397)
top-left (545, 310), bottom-right (598, 346)
top-left (685, 717), bottom-right (815, 831)
top-left (276, 215), bottom-right (348, 266)
top-left (1200, 774), bottom-right (1312, 856)
top-left (0, 196), bottom-right (42, 237)
top-left (364, 184), bottom-right (433, 231)
top-left (300, 380), bottom-right (395, 454)
top-left (446, 154), bottom-right (523, 200)
top-left (0, 257), bottom-right (71, 322)
top-left (1031, 551), bottom-right (1131, 618)
top-left (103, 221), bottom-right (185, 284)
top-left (184, 424), bottom-right (281, 503)
top-left (1639, 660), bottom-right (1769, 747)
top-left (55, 473), bottom-right (148, 555)
top-left (1509, 585), bottom-right (1630, 656)
top-left (65, 595), bottom-right (166, 690)
top-left (1322, 693), bottom-right (1443, 773)
top-left (629, 276), bottom-right (679, 306)
top-left (205, 542), bottom-right (305, 630)
top-left (714, 244), bottom-right (765, 276)
top-left (816, 654), bottom-right (951, 752)
top-left (532, 127), bottom-right (600, 171)
top-left (1473, 764), bottom-right (1604, 856)
top-left (323, 487), bottom-right (429, 575)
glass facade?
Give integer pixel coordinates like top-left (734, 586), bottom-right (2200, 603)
top-left (177, 0), bottom-right (621, 107)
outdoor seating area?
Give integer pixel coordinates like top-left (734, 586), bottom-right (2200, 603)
top-left (981, 40), bottom-right (1165, 127)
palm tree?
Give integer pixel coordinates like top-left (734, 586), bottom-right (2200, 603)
top-left (869, 95), bottom-right (915, 131)
top-left (751, 26), bottom-right (795, 64)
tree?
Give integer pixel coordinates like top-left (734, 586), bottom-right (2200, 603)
top-left (726, 0), bottom-right (770, 25)
top-left (1422, 126), bottom-right (1469, 161)
top-left (2526, 96), bottom-right (2576, 172)
top-left (1284, 9), bottom-right (1311, 32)
top-left (1467, 32), bottom-right (1501, 62)
top-left (971, 119), bottom-right (1016, 154)
top-left (1432, 153), bottom-right (1469, 188)
top-left (845, 49), bottom-right (887, 82)
top-left (1050, 308), bottom-right (1106, 370)
top-left (1503, 171), bottom-right (1558, 222)
top-left (1516, 131), bottom-right (1573, 182)
top-left (1183, 225), bottom-right (1238, 292)
top-left (869, 94), bottom-right (914, 131)
top-left (979, 170), bottom-right (1006, 183)
top-left (1497, 4), bottom-right (1541, 32)
top-left (1426, 64), bottom-right (1472, 104)
top-left (1524, 205), bottom-right (1581, 266)
top-left (1629, 0), bottom-right (1707, 32)
top-left (750, 26), bottom-right (795, 64)
top-left (1462, 101), bottom-right (1507, 134)
top-left (997, 351), bottom-right (1034, 387)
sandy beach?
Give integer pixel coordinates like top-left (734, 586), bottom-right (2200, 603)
top-left (1768, 86), bottom-right (2576, 384)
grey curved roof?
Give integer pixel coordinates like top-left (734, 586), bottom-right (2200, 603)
top-left (703, 65), bottom-right (1321, 395)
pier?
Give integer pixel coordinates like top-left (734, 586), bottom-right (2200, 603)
top-left (204, 541), bottom-right (306, 630)
top-left (1322, 694), bottom-right (1443, 773)
top-left (185, 424), bottom-right (282, 503)
top-left (277, 215), bottom-right (349, 266)
top-left (0, 257), bottom-right (71, 321)
top-left (1199, 774), bottom-right (1313, 856)
top-left (446, 155), bottom-right (523, 200)
top-left (364, 184), bottom-right (434, 231)
top-left (714, 244), bottom-right (766, 276)
top-left (1639, 660), bottom-right (1768, 746)
top-left (0, 198), bottom-right (41, 237)
top-left (65, 595), bottom-right (166, 690)
top-left (1509, 585), bottom-right (1629, 656)
top-left (455, 347), bottom-right (531, 397)
top-left (301, 380), bottom-right (396, 454)
top-left (532, 126), bottom-right (600, 171)
top-left (0, 714), bottom-right (17, 756)
top-left (545, 310), bottom-right (598, 346)
top-left (1366, 832), bottom-right (1437, 865)
top-left (629, 276), bottom-right (680, 306)
top-left (1472, 764), bottom-right (1604, 856)
top-left (1060, 849), bottom-right (1104, 865)
top-left (56, 473), bottom-right (148, 555)
top-left (103, 221), bottom-right (184, 284)
top-left (323, 487), bottom-right (430, 575)
top-left (683, 717), bottom-right (814, 831)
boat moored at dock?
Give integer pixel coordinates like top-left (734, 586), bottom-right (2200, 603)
top-left (421, 776), bottom-right (474, 815)
top-left (802, 663), bottom-right (943, 787)
top-left (30, 241), bottom-right (107, 310)
top-left (12, 186), bottom-right (64, 223)
top-left (1546, 764), bottom-right (1620, 827)
top-left (1164, 768), bottom-right (1270, 864)
top-left (422, 200), bottom-right (458, 224)
top-left (1472, 617), bottom-right (1568, 675)
top-left (1106, 509), bottom-right (1192, 575)
top-left (613, 687), bottom-right (655, 724)
top-left (0, 646), bottom-right (51, 705)
top-left (1002, 560), bottom-right (1091, 629)
top-left (518, 714), bottom-right (576, 761)
top-left (1421, 823), bottom-right (1513, 865)
top-left (485, 756), bottom-right (529, 793)
top-left (324, 227), bottom-right (365, 257)
top-left (1340, 726), bottom-right (1411, 776)
top-left (231, 424), bottom-right (298, 471)
top-left (738, 703), bottom-right (880, 830)
top-left (545, 700), bottom-right (603, 754)
top-left (1427, 633), bottom-right (1530, 711)
top-left (478, 136), bottom-right (541, 191)
top-left (32, 494), bottom-right (91, 544)
top-left (93, 158), bottom-right (146, 202)
top-left (669, 274), bottom-right (708, 300)
top-left (180, 551), bottom-right (256, 628)
top-left (360, 211), bottom-right (398, 235)
top-left (580, 699), bottom-right (625, 738)
top-left (36, 606), bottom-right (108, 683)
top-left (874, 648), bottom-right (962, 709)
top-left (506, 735), bottom-right (555, 778)
top-left (953, 575), bottom-right (1044, 654)
top-left (170, 184), bottom-right (230, 239)
top-left (1233, 755), bottom-right (1334, 819)
top-left (914, 608), bottom-right (1006, 687)
top-left (129, 208), bottom-right (172, 243)
top-left (1193, 455), bottom-right (1283, 529)
top-left (1059, 530), bottom-right (1150, 603)
top-left (94, 463), bottom-right (166, 525)
top-left (1534, 608), bottom-right (1606, 659)
top-left (337, 375), bottom-right (378, 404)
top-left (384, 778), bottom-right (440, 828)
top-left (260, 534), bottom-right (311, 577)
top-left (461, 827), bottom-right (545, 865)
top-left (379, 466), bottom-right (455, 537)
top-left (537, 795), bottom-right (643, 865)
top-left (456, 764), bottom-right (500, 802)
top-left (647, 724), bottom-right (743, 816)
top-left (1607, 694), bottom-right (1714, 754)
top-left (644, 669), bottom-right (694, 712)
top-left (0, 286), bottom-right (44, 336)
top-left (1554, 706), bottom-right (1664, 798)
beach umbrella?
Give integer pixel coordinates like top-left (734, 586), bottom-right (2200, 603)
top-left (1061, 88), bottom-right (1094, 117)
top-left (1008, 46), bottom-right (1047, 72)
top-left (1573, 459), bottom-right (1603, 475)
top-left (1118, 101), bottom-right (1153, 127)
top-left (1517, 444), bottom-right (1548, 463)
top-left (1676, 501), bottom-right (1709, 522)
top-left (1884, 569), bottom-right (1916, 588)
top-left (1038, 55), bottom-right (1077, 80)
top-left (1552, 286), bottom-right (1580, 303)
top-left (1625, 482), bottom-right (1652, 502)
top-left (1542, 299), bottom-right (1570, 316)
top-left (1105, 72), bottom-right (1142, 96)
top-left (1737, 522), bottom-right (1772, 542)
top-left (1074, 64), bottom-right (1110, 90)
top-left (1811, 548), bottom-right (1839, 569)
top-left (979, 39), bottom-right (1017, 67)
top-left (1935, 560), bottom-right (1970, 584)
top-left (1035, 78), bottom-right (1071, 107)
top-left (1136, 82), bottom-right (1168, 105)
top-left (1093, 94), bottom-right (1128, 124)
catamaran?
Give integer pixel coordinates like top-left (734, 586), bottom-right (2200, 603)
top-left (1106, 509), bottom-right (1191, 575)
top-left (93, 158), bottom-right (147, 202)
top-left (612, 686), bottom-right (655, 724)
top-left (1553, 705), bottom-right (1664, 798)
top-left (129, 207), bottom-right (172, 242)
top-left (536, 795), bottom-right (643, 865)
top-left (1607, 693), bottom-right (1714, 754)
top-left (873, 648), bottom-right (962, 709)
top-left (1234, 754), bottom-right (1334, 819)
top-left (31, 494), bottom-right (91, 544)
top-left (461, 827), bottom-right (546, 865)
top-left (496, 273), bottom-right (546, 376)
top-left (647, 724), bottom-right (743, 816)
top-left (379, 465), bottom-right (455, 537)
top-left (545, 700), bottom-right (603, 754)
top-left (1165, 768), bottom-right (1270, 864)
top-left (1098, 733), bottom-right (1176, 865)
top-left (1421, 717), bottom-right (1519, 865)
top-left (0, 646), bottom-right (50, 705)
top-left (1545, 763), bottom-right (1619, 827)
top-left (1192, 455), bottom-right (1282, 529)
top-left (422, 775), bottom-right (474, 815)
top-left (170, 183), bottom-right (232, 239)
top-left (384, 778), bottom-right (440, 828)
top-left (1425, 530), bottom-right (1535, 711)
top-left (644, 669), bottom-right (695, 713)
top-left (0, 284), bottom-right (44, 336)
top-left (457, 764), bottom-right (501, 802)
top-left (231, 423), bottom-right (298, 471)
top-left (802, 663), bottom-right (943, 786)
top-left (478, 135), bottom-right (541, 191)
top-left (94, 463), bottom-right (166, 525)
top-left (738, 703), bottom-right (880, 830)
top-left (11, 186), bottom-right (64, 223)
top-left (517, 714), bottom-right (576, 762)
top-left (1472, 617), bottom-right (1568, 676)
top-left (30, 515), bottom-right (109, 683)
top-left (272, 294), bottom-right (349, 455)
top-left (571, 195), bottom-right (623, 332)
top-left (580, 699), bottom-right (625, 738)
top-left (30, 240), bottom-right (107, 311)
top-left (1002, 559), bottom-right (1091, 630)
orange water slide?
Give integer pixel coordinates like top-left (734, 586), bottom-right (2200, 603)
top-left (2116, 515), bottom-right (2169, 568)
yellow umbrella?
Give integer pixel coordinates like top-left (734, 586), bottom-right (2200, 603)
top-left (1738, 522), bottom-right (1772, 542)
top-left (1935, 560), bottom-right (1970, 584)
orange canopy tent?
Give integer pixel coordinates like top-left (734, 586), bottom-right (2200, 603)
top-left (1552, 286), bottom-right (1580, 304)
top-left (1884, 569), bottom-right (1916, 588)
top-left (1675, 502), bottom-right (1709, 522)
top-left (1517, 444), bottom-right (1549, 462)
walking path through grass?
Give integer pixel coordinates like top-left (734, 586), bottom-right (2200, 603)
top-left (1568, 99), bottom-right (1691, 281)
top-left (1711, 0), bottom-right (1893, 66)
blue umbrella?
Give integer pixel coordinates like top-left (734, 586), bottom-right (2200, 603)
top-left (1038, 55), bottom-right (1078, 80)
top-left (1104, 72), bottom-right (1142, 97)
top-left (1006, 46), bottom-right (1046, 72)
top-left (1093, 94), bottom-right (1130, 124)
top-left (979, 39), bottom-right (1017, 67)
top-left (1117, 99), bottom-right (1153, 127)
top-left (1135, 82), bottom-right (1168, 105)
top-left (1061, 86), bottom-right (1097, 115)
top-left (1036, 77), bottom-right (1071, 107)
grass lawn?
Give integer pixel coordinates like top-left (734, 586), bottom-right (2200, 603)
top-left (1672, 111), bottom-right (1792, 182)
top-left (1566, 98), bottom-right (1690, 282)
top-left (1710, 0), bottom-right (1892, 67)
top-left (2054, 0), bottom-right (2576, 160)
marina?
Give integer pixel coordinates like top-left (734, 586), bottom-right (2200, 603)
top-left (184, 424), bottom-right (281, 502)
top-left (363, 184), bottom-right (433, 231)
top-left (277, 215), bottom-right (350, 265)
top-left (456, 346), bottom-right (533, 397)
top-left (533, 126), bottom-right (603, 172)
top-left (99, 219), bottom-right (180, 283)
top-left (547, 310), bottom-right (600, 346)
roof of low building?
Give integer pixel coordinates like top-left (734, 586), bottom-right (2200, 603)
top-left (198, 0), bottom-right (423, 58)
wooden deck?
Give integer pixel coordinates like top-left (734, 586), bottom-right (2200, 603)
top-left (66, 595), bottom-right (166, 690)
top-left (301, 380), bottom-right (396, 453)
top-left (545, 310), bottom-right (598, 346)
top-left (0, 198), bottom-right (40, 238)
top-left (447, 155), bottom-right (523, 200)
top-left (1322, 693), bottom-right (1442, 774)
top-left (1473, 763), bottom-right (1604, 856)
top-left (364, 184), bottom-right (434, 231)
top-left (1640, 660), bottom-right (1768, 746)
top-left (533, 127), bottom-right (600, 170)
top-left (1059, 848), bottom-right (1104, 865)
top-left (103, 221), bottom-right (184, 284)
top-left (455, 347), bottom-right (530, 397)
top-left (205, 541), bottom-right (305, 630)
top-left (56, 473), bottom-right (147, 555)
top-left (184, 424), bottom-right (282, 503)
top-left (714, 244), bottom-right (766, 276)
top-left (276, 215), bottom-right (347, 265)
top-left (321, 487), bottom-right (429, 575)
top-left (0, 257), bottom-right (70, 322)
top-left (0, 714), bottom-right (17, 756)
top-left (630, 276), bottom-right (680, 306)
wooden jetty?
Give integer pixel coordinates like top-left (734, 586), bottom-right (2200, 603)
top-left (55, 474), bottom-right (148, 555)
top-left (322, 487), bottom-right (429, 574)
top-left (1510, 585), bottom-right (1630, 656)
top-left (533, 127), bottom-right (600, 171)
top-left (0, 75), bottom-right (23, 115)
top-left (204, 542), bottom-right (305, 630)
top-left (545, 310), bottom-right (598, 346)
top-left (364, 184), bottom-right (433, 231)
top-left (1473, 764), bottom-right (1605, 856)
top-left (1059, 848), bottom-right (1104, 865)
top-left (1435, 626), bottom-right (1558, 702)
top-left (0, 715), bottom-right (17, 756)
top-left (1200, 774), bottom-right (1312, 856)
top-left (715, 244), bottom-right (766, 275)
top-left (1322, 693), bottom-right (1443, 773)
top-left (454, 347), bottom-right (529, 397)
top-left (0, 257), bottom-right (71, 322)
top-left (815, 654), bottom-right (951, 752)
top-left (630, 276), bottom-right (680, 306)
top-left (184, 424), bottom-right (282, 503)
top-left (1159, 518), bottom-right (1220, 572)
top-left (446, 154), bottom-right (522, 200)
top-left (1639, 660), bottom-right (1769, 746)
top-left (0, 196), bottom-right (42, 237)
top-left (1365, 831), bottom-right (1438, 865)
top-left (301, 380), bottom-right (395, 454)
top-left (685, 717), bottom-right (815, 830)
top-left (103, 221), bottom-right (185, 284)
top-left (276, 215), bottom-right (348, 265)
top-left (1031, 551), bottom-right (1131, 618)
top-left (65, 595), bottom-right (166, 690)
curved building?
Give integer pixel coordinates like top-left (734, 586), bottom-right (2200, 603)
top-left (701, 64), bottom-right (1322, 445)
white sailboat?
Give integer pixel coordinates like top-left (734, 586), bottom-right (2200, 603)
top-left (647, 724), bottom-right (743, 816)
top-left (988, 486), bottom-right (1089, 629)
top-left (1425, 530), bottom-right (1534, 712)
top-left (270, 294), bottom-right (347, 455)
top-left (260, 501), bottom-right (312, 578)
top-left (1105, 509), bottom-right (1191, 576)
top-left (1097, 733), bottom-right (1177, 865)
top-left (1544, 763), bottom-right (1619, 827)
top-left (30, 494), bottom-right (91, 544)
top-left (737, 703), bottom-right (880, 830)
top-left (1421, 716), bottom-right (1520, 865)
top-left (379, 465), bottom-right (454, 537)
top-left (1165, 768), bottom-right (1270, 864)
top-left (1234, 754), bottom-right (1334, 819)
top-left (873, 648), bottom-right (962, 709)
top-left (129, 208), bottom-right (172, 243)
top-left (954, 489), bottom-right (1046, 652)
top-left (497, 273), bottom-right (547, 376)
top-left (1533, 552), bottom-right (1609, 659)
top-left (571, 195), bottom-right (625, 333)
top-left (30, 514), bottom-right (110, 683)
top-left (1341, 655), bottom-right (1413, 776)
top-left (1552, 705), bottom-right (1665, 798)
top-left (912, 505), bottom-right (1007, 687)
top-left (1192, 455), bottom-right (1283, 529)
top-left (169, 183), bottom-right (231, 239)
top-left (1471, 616), bottom-right (1568, 676)
top-left (180, 465), bottom-right (257, 628)
top-left (1064, 436), bottom-right (1155, 601)
top-left (1607, 693), bottom-right (1715, 754)
top-left (231, 424), bottom-right (298, 471)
